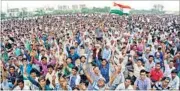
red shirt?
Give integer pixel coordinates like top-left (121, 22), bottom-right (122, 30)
top-left (150, 68), bottom-right (163, 82)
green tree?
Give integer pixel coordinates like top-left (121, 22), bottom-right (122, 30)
top-left (153, 4), bottom-right (164, 12)
top-left (34, 8), bottom-right (46, 16)
top-left (1, 12), bottom-right (6, 19)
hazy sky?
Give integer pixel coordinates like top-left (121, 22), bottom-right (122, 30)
top-left (1, 1), bottom-right (179, 12)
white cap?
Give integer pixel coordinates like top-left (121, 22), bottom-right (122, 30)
top-left (95, 44), bottom-right (101, 47)
top-left (98, 76), bottom-right (106, 82)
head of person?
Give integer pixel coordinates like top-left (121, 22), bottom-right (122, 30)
top-left (116, 64), bottom-right (122, 73)
top-left (140, 69), bottom-right (147, 80)
top-left (93, 66), bottom-right (100, 74)
top-left (119, 57), bottom-right (124, 64)
top-left (175, 51), bottom-right (180, 58)
top-left (80, 56), bottom-right (86, 63)
top-left (17, 79), bottom-right (24, 89)
top-left (70, 46), bottom-right (75, 54)
top-left (155, 62), bottom-right (161, 70)
top-left (158, 47), bottom-right (162, 52)
top-left (59, 48), bottom-right (63, 54)
top-left (169, 61), bottom-right (174, 68)
top-left (30, 69), bottom-right (37, 79)
top-left (161, 77), bottom-right (170, 88)
top-left (101, 59), bottom-right (107, 66)
top-left (47, 65), bottom-right (54, 74)
top-left (138, 39), bottom-right (142, 43)
top-left (137, 59), bottom-right (143, 66)
top-left (97, 77), bottom-right (106, 88)
top-left (156, 52), bottom-right (160, 58)
top-left (58, 75), bottom-right (67, 88)
top-left (72, 66), bottom-right (78, 75)
top-left (22, 58), bottom-right (27, 65)
top-left (133, 45), bottom-right (137, 51)
top-left (9, 66), bottom-right (15, 74)
top-left (148, 55), bottom-right (154, 62)
top-left (79, 80), bottom-right (87, 90)
top-left (105, 44), bottom-right (110, 49)
top-left (146, 47), bottom-right (151, 53)
top-left (72, 87), bottom-right (80, 91)
top-left (38, 76), bottom-right (46, 88)
top-left (41, 50), bottom-right (45, 56)
top-left (171, 69), bottom-right (177, 79)
top-left (75, 42), bottom-right (79, 48)
top-left (18, 55), bottom-right (23, 61)
top-left (95, 44), bottom-right (100, 49)
top-left (124, 77), bottom-right (132, 87)
top-left (41, 56), bottom-right (47, 65)
top-left (66, 57), bottom-right (72, 64)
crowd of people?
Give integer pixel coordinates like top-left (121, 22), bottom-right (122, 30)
top-left (0, 13), bottom-right (180, 90)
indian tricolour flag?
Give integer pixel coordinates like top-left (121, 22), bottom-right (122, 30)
top-left (110, 2), bottom-right (131, 15)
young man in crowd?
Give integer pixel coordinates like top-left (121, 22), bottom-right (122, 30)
top-left (169, 69), bottom-right (179, 90)
top-left (115, 77), bottom-right (133, 90)
top-left (69, 66), bottom-right (81, 88)
top-left (153, 77), bottom-right (171, 90)
top-left (150, 62), bottom-right (164, 85)
top-left (13, 79), bottom-right (30, 90)
top-left (134, 69), bottom-right (151, 90)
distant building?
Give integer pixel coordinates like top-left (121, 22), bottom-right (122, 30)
top-left (72, 5), bottom-right (78, 10)
top-left (58, 5), bottom-right (63, 10)
top-left (7, 8), bottom-right (19, 17)
top-left (62, 5), bottom-right (69, 10)
top-left (45, 7), bottom-right (54, 11)
top-left (79, 4), bottom-right (86, 9)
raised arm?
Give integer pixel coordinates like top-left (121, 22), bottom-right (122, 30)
top-left (82, 64), bottom-right (93, 84)
top-left (32, 56), bottom-right (41, 66)
top-left (109, 71), bottom-right (117, 86)
top-left (109, 65), bottom-right (119, 86)
top-left (52, 75), bottom-right (56, 87)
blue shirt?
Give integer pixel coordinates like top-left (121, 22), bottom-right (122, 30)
top-left (55, 83), bottom-right (72, 91)
top-left (75, 32), bottom-right (81, 45)
top-left (68, 53), bottom-right (80, 65)
top-left (0, 80), bottom-right (9, 90)
top-left (70, 76), bottom-right (76, 88)
top-left (66, 47), bottom-right (80, 65)
top-left (102, 48), bottom-right (111, 61)
top-left (20, 64), bottom-right (32, 75)
top-left (154, 57), bottom-right (164, 67)
top-left (134, 78), bottom-right (151, 90)
top-left (176, 59), bottom-right (180, 71)
top-left (91, 82), bottom-right (107, 90)
top-left (25, 53), bottom-right (31, 62)
top-left (98, 63), bottom-right (109, 83)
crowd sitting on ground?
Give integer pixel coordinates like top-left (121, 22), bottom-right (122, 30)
top-left (0, 13), bottom-right (180, 90)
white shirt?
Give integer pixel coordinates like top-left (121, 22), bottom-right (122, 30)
top-left (111, 72), bottom-right (125, 87)
top-left (164, 64), bottom-right (175, 78)
top-left (133, 64), bottom-right (145, 78)
top-left (13, 85), bottom-right (30, 90)
top-left (45, 71), bottom-right (58, 88)
top-left (115, 83), bottom-right (133, 90)
top-left (169, 76), bottom-right (180, 90)
top-left (145, 61), bottom-right (155, 72)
